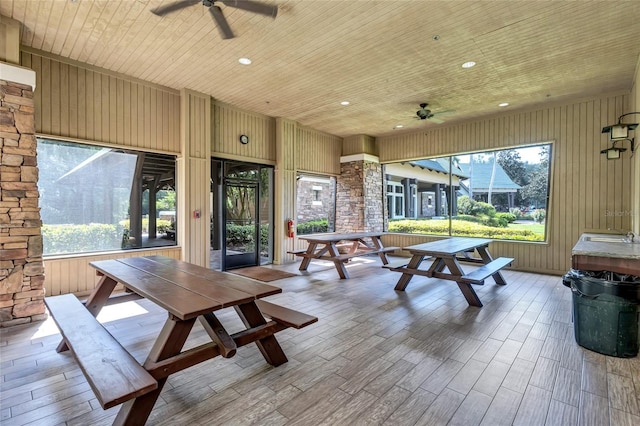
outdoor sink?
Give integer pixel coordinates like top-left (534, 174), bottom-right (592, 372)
top-left (582, 235), bottom-right (631, 243)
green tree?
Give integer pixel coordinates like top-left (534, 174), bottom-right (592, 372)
top-left (496, 149), bottom-right (529, 206)
top-left (156, 190), bottom-right (176, 211)
top-left (521, 146), bottom-right (550, 208)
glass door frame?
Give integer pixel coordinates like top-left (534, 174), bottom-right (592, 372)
top-left (211, 158), bottom-right (274, 271)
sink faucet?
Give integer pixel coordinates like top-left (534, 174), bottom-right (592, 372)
top-left (626, 231), bottom-right (636, 243)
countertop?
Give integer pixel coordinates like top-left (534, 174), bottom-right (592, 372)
top-left (572, 233), bottom-right (640, 260)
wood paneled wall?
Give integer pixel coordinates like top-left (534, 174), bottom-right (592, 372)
top-left (43, 247), bottom-right (181, 297)
top-left (275, 118), bottom-right (298, 263)
top-left (0, 15), bottom-right (20, 64)
top-left (21, 49), bottom-right (180, 152)
top-left (213, 102), bottom-right (276, 163)
top-left (179, 89), bottom-right (211, 267)
top-left (632, 56), bottom-right (640, 236)
top-left (20, 49), bottom-right (182, 296)
top-left (296, 126), bottom-right (342, 175)
top-left (342, 134), bottom-right (377, 156)
top-left (378, 94), bottom-right (633, 275)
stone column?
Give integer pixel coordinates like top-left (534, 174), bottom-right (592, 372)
top-left (336, 154), bottom-right (383, 232)
top-left (1, 64), bottom-right (46, 327)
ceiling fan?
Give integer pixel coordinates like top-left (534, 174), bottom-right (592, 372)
top-left (151, 0), bottom-right (278, 40)
top-left (415, 103), bottom-right (453, 124)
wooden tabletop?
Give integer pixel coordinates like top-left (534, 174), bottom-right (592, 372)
top-left (298, 232), bottom-right (385, 243)
top-left (405, 237), bottom-right (493, 256)
top-left (89, 256), bottom-right (282, 321)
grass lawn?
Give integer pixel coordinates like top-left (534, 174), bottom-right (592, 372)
top-left (507, 222), bottom-right (546, 235)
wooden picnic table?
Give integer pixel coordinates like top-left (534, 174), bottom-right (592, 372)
top-left (45, 256), bottom-right (317, 425)
top-left (384, 237), bottom-right (513, 307)
top-left (291, 232), bottom-right (398, 279)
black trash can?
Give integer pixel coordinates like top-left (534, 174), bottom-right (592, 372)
top-left (563, 269), bottom-right (640, 358)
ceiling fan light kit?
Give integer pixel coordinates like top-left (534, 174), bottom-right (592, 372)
top-left (151, 0), bottom-right (278, 40)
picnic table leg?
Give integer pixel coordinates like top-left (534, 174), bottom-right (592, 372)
top-left (114, 315), bottom-right (196, 426)
top-left (235, 302), bottom-right (288, 366)
top-left (476, 246), bottom-right (508, 285)
top-left (394, 255), bottom-right (425, 291)
top-left (371, 236), bottom-right (391, 265)
top-left (56, 275), bottom-right (118, 353)
top-left (328, 242), bottom-right (349, 279)
top-left (299, 242), bottom-right (318, 271)
top-left (443, 257), bottom-right (483, 307)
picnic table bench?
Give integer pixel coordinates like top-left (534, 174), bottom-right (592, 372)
top-left (45, 255), bottom-right (317, 425)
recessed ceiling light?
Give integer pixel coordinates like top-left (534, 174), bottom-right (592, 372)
top-left (238, 57), bottom-right (252, 65)
top-left (461, 61), bottom-right (476, 69)
top-left (340, 101), bottom-right (350, 106)
top-left (498, 102), bottom-right (509, 107)
top-left (395, 125), bottom-right (404, 129)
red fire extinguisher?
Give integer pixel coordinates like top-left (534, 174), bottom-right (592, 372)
top-left (287, 219), bottom-right (295, 238)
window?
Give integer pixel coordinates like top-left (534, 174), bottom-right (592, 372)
top-left (384, 144), bottom-right (552, 242)
top-left (37, 137), bottom-right (177, 255)
top-left (296, 174), bottom-right (336, 234)
top-left (387, 182), bottom-right (405, 219)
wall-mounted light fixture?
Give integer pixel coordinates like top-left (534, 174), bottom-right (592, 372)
top-left (601, 112), bottom-right (639, 159)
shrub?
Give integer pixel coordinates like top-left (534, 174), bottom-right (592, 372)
top-left (496, 212), bottom-right (517, 224)
top-left (457, 196), bottom-right (497, 217)
top-left (297, 218), bottom-right (329, 235)
top-left (225, 223), bottom-right (270, 252)
top-left (42, 223), bottom-right (126, 255)
top-left (119, 218), bottom-right (172, 234)
top-left (388, 219), bottom-right (543, 241)
top-left (532, 209), bottom-right (546, 224)
top-left (509, 208), bottom-right (523, 219)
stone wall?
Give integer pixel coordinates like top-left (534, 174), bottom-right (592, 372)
top-left (336, 160), bottom-right (383, 232)
top-left (0, 79), bottom-right (46, 327)
top-left (296, 179), bottom-right (335, 226)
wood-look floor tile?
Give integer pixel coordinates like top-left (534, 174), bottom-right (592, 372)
top-left (607, 373), bottom-right (640, 415)
top-left (383, 388), bottom-right (437, 425)
top-left (479, 386), bottom-right (523, 426)
top-left (472, 338), bottom-right (503, 363)
top-left (516, 336), bottom-right (545, 363)
top-left (353, 386), bottom-right (411, 425)
top-left (415, 387), bottom-right (465, 426)
top-left (502, 358), bottom-right (536, 394)
top-left (419, 358), bottom-right (465, 394)
top-left (447, 358), bottom-right (488, 395)
top-left (545, 395), bottom-right (578, 425)
top-left (529, 356), bottom-right (560, 391)
top-left (449, 389), bottom-right (493, 426)
top-left (610, 407), bottom-right (640, 426)
top-left (315, 390), bottom-right (378, 426)
top-left (2, 267), bottom-right (639, 425)
top-left (278, 373), bottom-right (347, 420)
top-left (581, 360), bottom-right (608, 397)
top-left (473, 359), bottom-right (511, 397)
top-left (363, 359), bottom-right (416, 397)
top-left (578, 391), bottom-right (609, 426)
top-left (552, 366), bottom-right (581, 407)
top-left (396, 356), bottom-right (442, 392)
top-left (513, 385), bottom-right (552, 426)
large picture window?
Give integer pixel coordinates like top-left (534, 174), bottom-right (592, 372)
top-left (385, 144), bottom-right (552, 242)
top-left (37, 138), bottom-right (177, 255)
top-left (296, 174), bottom-right (336, 235)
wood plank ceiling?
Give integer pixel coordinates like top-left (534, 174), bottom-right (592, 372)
top-left (2, 0), bottom-right (640, 138)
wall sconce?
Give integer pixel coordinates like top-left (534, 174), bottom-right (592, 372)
top-left (601, 112), bottom-right (639, 159)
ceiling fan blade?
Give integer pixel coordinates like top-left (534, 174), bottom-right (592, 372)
top-left (151, 0), bottom-right (201, 16)
top-left (429, 117), bottom-right (445, 124)
top-left (221, 0), bottom-right (278, 17)
top-left (209, 5), bottom-right (235, 39)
